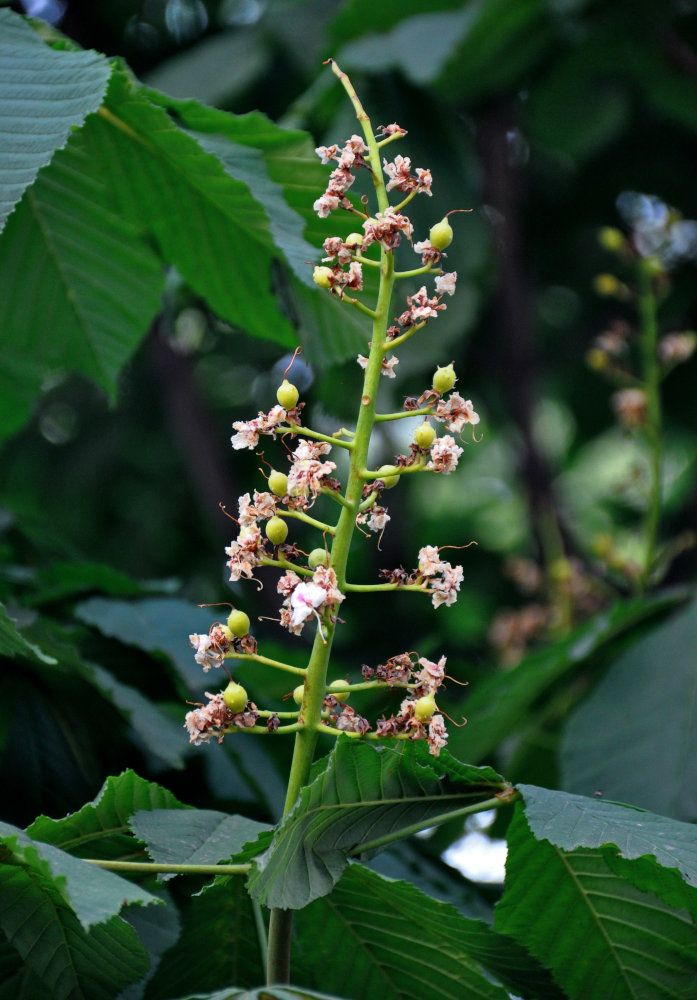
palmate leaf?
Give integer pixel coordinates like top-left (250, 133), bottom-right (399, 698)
top-left (518, 783), bottom-right (697, 890)
top-left (0, 9), bottom-right (111, 231)
top-left (296, 863), bottom-right (561, 1000)
top-left (130, 808), bottom-right (269, 873)
top-left (0, 602), bottom-right (56, 665)
top-left (447, 591), bottom-right (683, 764)
top-left (0, 819), bottom-right (158, 930)
top-left (561, 599), bottom-right (697, 821)
top-left (0, 118), bottom-right (165, 441)
top-left (144, 878), bottom-right (264, 999)
top-left (27, 769), bottom-right (186, 862)
top-left (496, 805), bottom-right (697, 1000)
top-left (247, 739), bottom-right (506, 909)
top-left (0, 865), bottom-right (148, 1000)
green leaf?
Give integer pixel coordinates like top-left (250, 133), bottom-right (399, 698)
top-left (27, 769), bottom-right (186, 862)
top-left (144, 879), bottom-right (264, 999)
top-left (334, 0), bottom-right (554, 104)
top-left (140, 90), bottom-right (369, 366)
top-left (447, 592), bottom-right (684, 764)
top-left (0, 819), bottom-right (158, 931)
top-left (0, 602), bottom-right (56, 665)
top-left (0, 124), bottom-right (166, 441)
top-left (561, 598), bottom-right (697, 820)
top-left (0, 864), bottom-right (148, 1000)
top-left (75, 596), bottom-right (215, 691)
top-left (0, 9), bottom-right (112, 232)
top-left (248, 740), bottom-right (506, 909)
top-left (85, 662), bottom-right (188, 770)
top-left (297, 863), bottom-right (558, 1000)
top-left (518, 783), bottom-right (697, 887)
top-left (130, 808), bottom-right (270, 871)
top-left (496, 806), bottom-right (697, 1000)
top-left (159, 988), bottom-right (351, 1000)
top-left (86, 70), bottom-right (297, 347)
top-left (120, 891), bottom-right (181, 1000)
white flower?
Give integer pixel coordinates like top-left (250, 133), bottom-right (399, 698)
top-left (290, 582), bottom-right (328, 629)
top-left (435, 271), bottom-right (457, 296)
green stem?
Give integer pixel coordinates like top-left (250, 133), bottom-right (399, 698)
top-left (348, 795), bottom-right (513, 855)
top-left (637, 260), bottom-right (662, 588)
top-left (229, 652), bottom-right (307, 677)
top-left (277, 509), bottom-right (337, 534)
top-left (84, 859), bottom-right (251, 875)
top-left (267, 64), bottom-right (393, 985)
top-left (281, 424), bottom-right (354, 450)
top-left (374, 407), bottom-right (434, 422)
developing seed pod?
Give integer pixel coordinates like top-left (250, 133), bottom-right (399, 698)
top-left (223, 681), bottom-right (248, 713)
top-left (276, 379), bottom-right (299, 409)
top-left (429, 216), bottom-right (453, 251)
top-left (328, 678), bottom-right (350, 703)
top-left (413, 692), bottom-right (437, 722)
top-left (432, 363), bottom-right (456, 394)
top-left (292, 684), bottom-right (305, 705)
top-left (265, 516), bottom-right (288, 545)
top-left (375, 465), bottom-right (400, 488)
top-left (308, 548), bottom-right (328, 570)
top-left (313, 266), bottom-right (333, 288)
top-left (268, 470), bottom-right (288, 498)
top-left (227, 609), bottom-right (250, 637)
top-left (345, 232), bottom-right (364, 249)
top-left (413, 422), bottom-right (436, 450)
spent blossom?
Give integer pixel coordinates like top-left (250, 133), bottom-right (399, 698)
top-left (231, 405), bottom-right (288, 451)
top-left (435, 271), bottom-right (457, 297)
top-left (427, 435), bottom-right (463, 474)
top-left (356, 354), bottom-right (399, 378)
top-left (287, 439), bottom-right (337, 501)
top-left (397, 286), bottom-right (445, 328)
top-left (435, 393), bottom-right (480, 434)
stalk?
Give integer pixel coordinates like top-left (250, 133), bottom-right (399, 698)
top-left (266, 70), bottom-right (394, 985)
top-left (636, 260), bottom-right (662, 590)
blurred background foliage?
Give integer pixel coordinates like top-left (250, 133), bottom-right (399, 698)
top-left (2, 0), bottom-right (696, 886)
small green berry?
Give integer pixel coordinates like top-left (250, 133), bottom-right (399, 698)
top-left (265, 516), bottom-right (288, 545)
top-left (227, 609), bottom-right (250, 637)
top-left (432, 363), bottom-right (456, 394)
top-left (593, 273), bottom-right (621, 297)
top-left (429, 216), bottom-right (453, 251)
top-left (413, 692), bottom-right (436, 723)
top-left (292, 684), bottom-right (305, 705)
top-left (223, 681), bottom-right (248, 713)
top-left (268, 469), bottom-right (288, 498)
top-left (345, 232), bottom-right (364, 249)
top-left (598, 227), bottom-right (625, 253)
top-left (328, 678), bottom-right (350, 703)
top-left (413, 422), bottom-right (436, 450)
top-left (313, 266), bottom-right (333, 288)
top-left (308, 547), bottom-right (328, 570)
top-left (277, 379), bottom-right (299, 409)
top-left (375, 464), bottom-right (400, 488)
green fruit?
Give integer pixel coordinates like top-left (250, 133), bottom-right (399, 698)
top-left (375, 464), bottom-right (400, 488)
top-left (292, 684), bottom-right (305, 705)
top-left (345, 232), bottom-right (364, 248)
top-left (429, 216), bottom-right (453, 251)
top-left (313, 266), bottom-right (333, 288)
top-left (277, 379), bottom-right (299, 409)
top-left (413, 422), bottom-right (436, 450)
top-left (328, 678), bottom-right (350, 703)
top-left (223, 681), bottom-right (248, 713)
top-left (268, 469), bottom-right (288, 497)
top-left (265, 516), bottom-right (288, 545)
top-left (413, 692), bottom-right (436, 722)
top-left (432, 363), bottom-right (456, 394)
top-left (598, 227), bottom-right (625, 253)
top-left (308, 547), bottom-right (328, 570)
top-left (227, 609), bottom-right (250, 637)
